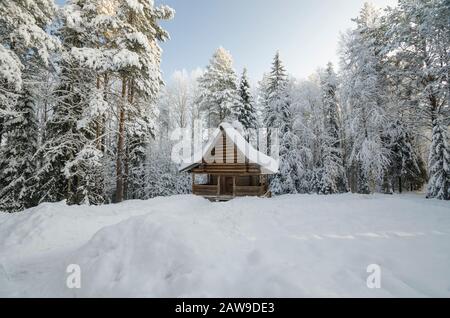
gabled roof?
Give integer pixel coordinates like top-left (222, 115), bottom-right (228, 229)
top-left (179, 122), bottom-right (279, 174)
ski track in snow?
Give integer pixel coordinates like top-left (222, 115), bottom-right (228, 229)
top-left (291, 231), bottom-right (448, 241)
top-left (0, 193), bottom-right (449, 298)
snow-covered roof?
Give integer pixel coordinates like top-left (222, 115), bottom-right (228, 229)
top-left (179, 122), bottom-right (279, 174)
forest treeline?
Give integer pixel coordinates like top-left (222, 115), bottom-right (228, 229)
top-left (0, 0), bottom-right (448, 212)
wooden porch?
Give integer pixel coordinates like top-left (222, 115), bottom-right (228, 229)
top-left (192, 173), bottom-right (269, 201)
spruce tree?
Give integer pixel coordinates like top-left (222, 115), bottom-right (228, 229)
top-left (264, 52), bottom-right (288, 131)
top-left (37, 0), bottom-right (106, 205)
top-left (384, 0), bottom-right (449, 199)
top-left (0, 87), bottom-right (39, 211)
top-left (427, 118), bottom-right (449, 200)
top-left (384, 120), bottom-right (424, 193)
top-left (340, 3), bottom-right (390, 194)
top-left (319, 63), bottom-right (347, 194)
top-left (235, 68), bottom-right (257, 130)
top-left (197, 47), bottom-right (240, 127)
top-left (37, 55), bottom-right (103, 205)
top-left (109, 0), bottom-right (173, 202)
top-left (0, 0), bottom-right (58, 211)
top-left (126, 111), bottom-right (154, 200)
top-left (269, 84), bottom-right (303, 195)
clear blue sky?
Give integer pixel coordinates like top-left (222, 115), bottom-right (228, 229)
top-left (57, 0), bottom-right (397, 81)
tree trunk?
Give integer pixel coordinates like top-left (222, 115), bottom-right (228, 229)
top-left (115, 77), bottom-right (127, 203)
top-left (382, 171), bottom-right (393, 194)
top-left (0, 117), bottom-right (3, 146)
top-left (101, 73), bottom-right (109, 153)
top-left (398, 176), bottom-right (402, 194)
top-left (95, 76), bottom-right (102, 151)
top-left (123, 78), bottom-right (135, 200)
top-left (124, 145), bottom-right (129, 200)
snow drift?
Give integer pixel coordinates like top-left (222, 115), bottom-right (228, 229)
top-left (0, 194), bottom-right (449, 297)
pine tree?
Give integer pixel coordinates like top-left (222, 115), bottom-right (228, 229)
top-left (0, 87), bottom-right (39, 211)
top-left (0, 0), bottom-right (58, 121)
top-left (0, 0), bottom-right (58, 211)
top-left (384, 0), bottom-right (449, 129)
top-left (340, 3), bottom-right (390, 194)
top-left (65, 0), bottom-right (174, 203)
top-left (319, 62), bottom-right (347, 194)
top-left (269, 83), bottom-right (303, 195)
top-left (259, 51), bottom-right (291, 170)
top-left (384, 120), bottom-right (425, 193)
top-left (197, 47), bottom-right (240, 127)
top-left (427, 118), bottom-right (449, 200)
top-left (138, 138), bottom-right (191, 199)
top-left (37, 55), bottom-right (103, 205)
top-left (264, 52), bottom-right (288, 131)
top-left (36, 1), bottom-right (107, 205)
top-left (0, 46), bottom-right (22, 145)
top-left (256, 73), bottom-right (270, 127)
top-left (384, 0), bottom-right (449, 198)
top-left (235, 68), bottom-right (257, 131)
top-left (126, 111), bottom-right (154, 200)
top-left (109, 0), bottom-right (174, 203)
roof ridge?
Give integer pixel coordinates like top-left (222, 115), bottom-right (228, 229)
top-left (179, 123), bottom-right (279, 174)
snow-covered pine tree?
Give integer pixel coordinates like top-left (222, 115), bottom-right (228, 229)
top-left (384, 120), bottom-right (425, 194)
top-left (108, 0), bottom-right (174, 203)
top-left (0, 46), bottom-right (24, 208)
top-left (0, 0), bottom-right (59, 104)
top-left (270, 98), bottom-right (304, 195)
top-left (126, 108), bottom-right (155, 200)
top-left (143, 140), bottom-right (191, 199)
top-left (0, 46), bottom-right (21, 146)
top-left (197, 47), bottom-right (240, 128)
top-left (268, 75), bottom-right (303, 195)
top-left (259, 51), bottom-right (292, 176)
top-left (255, 73), bottom-right (270, 128)
top-left (36, 0), bottom-right (106, 205)
top-left (0, 85), bottom-right (40, 211)
top-left (0, 0), bottom-right (59, 211)
top-left (264, 52), bottom-right (288, 132)
top-left (63, 0), bottom-right (173, 203)
top-left (289, 78), bottom-right (321, 193)
top-left (137, 100), bottom-right (191, 200)
top-left (339, 3), bottom-right (390, 194)
top-left (383, 0), bottom-right (449, 199)
top-left (37, 54), bottom-right (105, 205)
top-left (427, 118), bottom-right (449, 200)
top-left (384, 0), bottom-right (449, 128)
top-left (235, 68), bottom-right (257, 131)
top-left (319, 62), bottom-right (347, 194)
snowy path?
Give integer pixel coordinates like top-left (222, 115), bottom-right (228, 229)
top-left (0, 194), bottom-right (449, 297)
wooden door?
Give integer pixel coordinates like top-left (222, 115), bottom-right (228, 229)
top-left (223, 177), bottom-right (234, 195)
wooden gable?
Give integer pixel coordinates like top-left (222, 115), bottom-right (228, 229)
top-left (202, 129), bottom-right (246, 164)
top-left (179, 122), bottom-right (278, 175)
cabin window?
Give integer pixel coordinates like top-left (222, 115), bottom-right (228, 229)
top-left (194, 174), bottom-right (208, 185)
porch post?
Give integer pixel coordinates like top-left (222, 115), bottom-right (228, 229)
top-left (260, 175), bottom-right (266, 196)
top-left (217, 175), bottom-right (221, 196)
top-left (233, 176), bottom-right (236, 197)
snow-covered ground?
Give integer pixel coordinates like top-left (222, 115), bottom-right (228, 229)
top-left (0, 194), bottom-right (449, 298)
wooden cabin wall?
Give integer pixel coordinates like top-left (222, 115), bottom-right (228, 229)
top-left (236, 176), bottom-right (259, 186)
top-left (203, 132), bottom-right (246, 164)
top-left (203, 175), bottom-right (259, 187)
